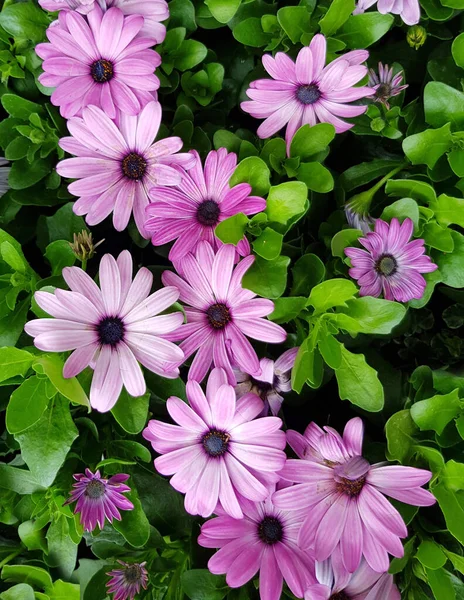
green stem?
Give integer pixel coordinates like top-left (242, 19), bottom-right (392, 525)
top-left (0, 549), bottom-right (21, 569)
top-left (80, 259), bottom-right (87, 272)
top-left (369, 164), bottom-right (406, 196)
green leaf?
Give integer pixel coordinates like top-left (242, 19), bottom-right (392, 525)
top-left (0, 298), bottom-right (30, 348)
top-left (290, 123), bottom-right (335, 161)
top-left (402, 124), bottom-right (453, 169)
top-left (337, 13), bottom-right (394, 48)
top-left (113, 489), bottom-right (150, 547)
top-left (0, 3), bottom-right (50, 43)
top-left (0, 465), bottom-right (44, 495)
top-left (441, 460), bottom-right (464, 492)
top-left (46, 517), bottom-right (78, 579)
top-left (49, 580), bottom-right (80, 600)
top-left (385, 409), bottom-right (418, 463)
top-left (448, 149), bottom-right (464, 177)
top-left (242, 255), bottom-right (290, 299)
top-left (5, 136), bottom-right (31, 161)
top-left (424, 81), bottom-right (464, 131)
top-left (385, 178), bottom-right (436, 204)
top-left (422, 222), bottom-right (454, 253)
top-left (290, 254), bottom-right (325, 296)
top-left (430, 194), bottom-right (464, 229)
top-left (335, 345), bottom-right (384, 411)
top-left (1, 565), bottom-right (52, 593)
top-left (1, 94), bottom-right (43, 120)
top-left (269, 297), bottom-right (306, 323)
top-left (111, 389), bottom-right (149, 434)
top-left (381, 198), bottom-right (420, 232)
top-left (18, 519), bottom-right (48, 553)
top-left (215, 213), bottom-right (249, 245)
top-left (318, 333), bottom-right (342, 369)
top-left (297, 162), bottom-right (334, 193)
top-left (169, 0), bottom-right (196, 32)
top-left (337, 297), bottom-right (406, 334)
top-left (277, 7), bottom-right (311, 43)
top-left (410, 389), bottom-right (461, 434)
top-left (41, 203), bottom-right (86, 246)
top-left (341, 159), bottom-right (404, 192)
top-left (252, 227), bottom-right (283, 260)
top-left (437, 231), bottom-right (464, 288)
top-left (45, 240), bottom-right (76, 276)
top-left (389, 537), bottom-right (416, 575)
top-left (213, 130), bottom-right (241, 154)
top-left (292, 335), bottom-right (324, 392)
top-left (452, 32), bottom-right (464, 68)
top-left (416, 541), bottom-right (447, 570)
top-left (1, 241), bottom-right (26, 272)
top-left (230, 156), bottom-right (271, 197)
top-left (6, 376), bottom-right (49, 435)
top-left (0, 584), bottom-right (35, 600)
top-left (15, 396), bottom-right (79, 487)
top-left (181, 570), bottom-right (228, 600)
top-left (33, 354), bottom-right (89, 408)
top-left (111, 440), bottom-right (152, 463)
top-left (444, 550), bottom-right (464, 575)
top-left (307, 279), bottom-right (358, 313)
top-left (233, 18), bottom-right (270, 47)
top-left (205, 0), bottom-right (241, 23)
top-left (331, 229), bottom-right (362, 258)
top-left (433, 482), bottom-right (464, 545)
top-left (0, 347), bottom-right (33, 383)
top-left (9, 157), bottom-right (52, 190)
top-left (319, 0), bottom-right (355, 36)
top-left (426, 568), bottom-right (456, 600)
top-left (172, 40), bottom-right (207, 71)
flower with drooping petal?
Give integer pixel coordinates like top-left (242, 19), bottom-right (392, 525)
top-left (353, 0), bottom-right (420, 26)
top-left (161, 241), bottom-right (287, 385)
top-left (344, 201), bottom-right (375, 235)
top-left (305, 551), bottom-right (400, 600)
top-left (368, 63), bottom-right (408, 110)
top-left (344, 217), bottom-right (438, 302)
top-left (241, 34), bottom-right (374, 154)
top-left (106, 561), bottom-right (148, 600)
top-left (146, 149), bottom-right (266, 263)
top-left (64, 469), bottom-right (134, 531)
top-left (36, 5), bottom-right (160, 119)
top-left (198, 491), bottom-right (315, 600)
top-left (273, 417), bottom-right (435, 574)
top-left (0, 158), bottom-right (10, 199)
top-left (56, 102), bottom-right (196, 237)
top-left (235, 348), bottom-right (298, 416)
top-left (143, 368), bottom-right (287, 518)
top-left (25, 250), bottom-right (184, 412)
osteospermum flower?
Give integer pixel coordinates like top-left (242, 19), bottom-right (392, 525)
top-left (198, 492), bottom-right (315, 600)
top-left (64, 469), bottom-right (133, 531)
top-left (241, 34), bottom-right (374, 153)
top-left (305, 552), bottom-right (400, 600)
top-left (56, 102), bottom-right (195, 236)
top-left (106, 561), bottom-right (148, 600)
top-left (146, 149), bottom-right (266, 262)
top-left (25, 250), bottom-right (184, 412)
top-left (344, 217), bottom-right (438, 302)
top-left (235, 347), bottom-right (298, 416)
top-left (0, 158), bottom-right (10, 199)
top-left (344, 201), bottom-right (375, 235)
top-left (36, 5), bottom-right (160, 119)
top-left (354, 0), bottom-right (420, 26)
top-left (143, 368), bottom-right (287, 518)
top-left (368, 63), bottom-right (408, 109)
top-left (273, 417), bottom-right (435, 574)
top-left (39, 0), bottom-right (95, 14)
top-left (161, 242), bottom-right (287, 384)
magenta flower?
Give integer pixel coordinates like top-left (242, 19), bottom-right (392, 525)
top-left (344, 217), bottom-right (438, 302)
top-left (273, 417), bottom-right (435, 574)
top-left (369, 63), bottom-right (408, 110)
top-left (56, 102), bottom-right (195, 237)
top-left (235, 347), bottom-right (298, 416)
top-left (106, 561), bottom-right (148, 600)
top-left (145, 148), bottom-right (265, 262)
top-left (39, 0), bottom-right (95, 14)
top-left (241, 34), bottom-right (374, 153)
top-left (25, 250), bottom-right (184, 412)
top-left (36, 5), bottom-right (160, 119)
top-left (64, 469), bottom-right (133, 531)
top-left (161, 242), bottom-right (287, 385)
top-left (305, 552), bottom-right (400, 600)
top-left (198, 492), bottom-right (315, 600)
top-left (353, 0), bottom-right (420, 26)
top-left (143, 368), bottom-right (286, 518)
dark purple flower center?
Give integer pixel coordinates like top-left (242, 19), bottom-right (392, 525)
top-left (202, 429), bottom-right (229, 457)
top-left (91, 59), bottom-right (114, 83)
top-left (258, 516), bottom-right (283, 545)
top-left (375, 82), bottom-right (392, 100)
top-left (197, 200), bottom-right (221, 227)
top-left (376, 254), bottom-right (397, 276)
top-left (85, 479), bottom-right (106, 499)
top-left (330, 593), bottom-right (350, 600)
top-left (98, 316), bottom-right (125, 346)
top-left (296, 84), bottom-right (321, 105)
top-left (122, 152), bottom-right (147, 180)
top-left (124, 564), bottom-right (143, 584)
top-left (337, 475), bottom-right (366, 497)
top-left (207, 303), bottom-right (231, 329)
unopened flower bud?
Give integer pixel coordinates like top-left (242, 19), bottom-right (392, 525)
top-left (407, 25), bottom-right (427, 50)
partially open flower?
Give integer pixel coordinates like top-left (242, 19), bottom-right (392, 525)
top-left (368, 63), bottom-right (408, 110)
top-left (106, 561), bottom-right (148, 600)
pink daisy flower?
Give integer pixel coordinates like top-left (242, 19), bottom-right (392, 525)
top-left (39, 0), bottom-right (95, 14)
top-left (145, 149), bottom-right (266, 263)
top-left (56, 102), bottom-right (196, 237)
top-left (143, 368), bottom-right (287, 519)
top-left (344, 217), bottom-right (438, 302)
top-left (198, 492), bottom-right (315, 600)
top-left (24, 250), bottom-right (184, 412)
top-left (273, 417), bottom-right (435, 574)
top-left (64, 469), bottom-right (133, 531)
top-left (161, 242), bottom-right (287, 385)
top-left (305, 551), bottom-right (400, 600)
top-left (241, 34), bottom-right (374, 154)
top-left (235, 347), bottom-right (298, 416)
top-left (36, 5), bottom-right (160, 119)
top-left (354, 0), bottom-right (420, 26)
top-left (106, 561), bottom-right (148, 600)
top-left (369, 62), bottom-right (408, 110)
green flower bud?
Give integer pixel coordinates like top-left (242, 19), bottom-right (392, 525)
top-left (407, 25), bottom-right (427, 50)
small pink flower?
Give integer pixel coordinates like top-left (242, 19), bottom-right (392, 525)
top-left (241, 34), bottom-right (374, 154)
top-left (64, 469), bottom-right (133, 531)
top-left (143, 368), bottom-right (287, 518)
top-left (345, 218), bottom-right (438, 302)
top-left (354, 0), bottom-right (420, 26)
top-left (106, 561), bottom-right (148, 600)
top-left (273, 417), bottom-right (435, 574)
top-left (146, 148), bottom-right (265, 263)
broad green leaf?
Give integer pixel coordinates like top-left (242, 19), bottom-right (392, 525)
top-left (0, 565), bottom-right (53, 592)
top-left (6, 376), bottom-right (49, 434)
top-left (46, 517), bottom-right (78, 579)
top-left (338, 297), bottom-right (406, 334)
top-left (335, 345), bottom-right (384, 411)
top-left (337, 13), bottom-right (394, 48)
top-left (205, 0), bottom-right (241, 23)
top-left (430, 194), bottom-right (464, 229)
top-left (233, 18), bottom-right (270, 47)
top-left (277, 6), bottom-right (311, 43)
top-left (385, 409), bottom-right (418, 463)
top-left (297, 162), bottom-right (334, 193)
top-left (413, 445), bottom-right (445, 475)
top-left (1, 94), bottom-right (43, 120)
top-left (385, 178), bottom-right (436, 204)
top-left (426, 568), bottom-right (456, 600)
top-left (215, 213), bottom-right (249, 244)
top-left (172, 40), bottom-right (207, 71)
top-left (452, 32), bottom-right (464, 68)
top-left (242, 255), bottom-right (290, 299)
top-left (307, 279), bottom-right (357, 313)
top-left (441, 460), bottom-right (464, 492)
top-left (422, 222), bottom-right (454, 253)
top-left (18, 519), bottom-right (48, 553)
top-left (9, 157), bottom-right (52, 190)
top-left (111, 440), bottom-right (152, 463)
top-left (33, 354), bottom-right (89, 408)
top-left (319, 0), bottom-right (355, 36)
top-left (424, 81), bottom-right (464, 131)
top-left (381, 199), bottom-right (420, 232)
top-left (49, 580), bottom-right (80, 600)
top-left (402, 124), bottom-right (453, 169)
top-left (416, 541), bottom-right (447, 570)
top-left (181, 570), bottom-right (228, 600)
top-left (0, 3), bottom-right (50, 43)
top-left (389, 537), bottom-right (416, 575)
top-left (437, 231), bottom-right (464, 288)
top-left (433, 482), bottom-right (464, 545)
top-left (290, 123), bottom-right (335, 160)
top-left (290, 254), bottom-right (325, 296)
top-left (265, 182), bottom-right (307, 225)
top-left (111, 389), bottom-right (150, 434)
top-left (318, 333), bottom-right (342, 369)
top-left (0, 347), bottom-right (33, 383)
top-left (113, 490), bottom-right (150, 548)
top-left (341, 159), bottom-right (404, 192)
top-left (230, 156), bottom-right (271, 197)
top-left (0, 583), bottom-right (35, 600)
top-left (331, 229), bottom-right (363, 258)
top-left (444, 550), bottom-right (464, 575)
top-left (45, 240), bottom-right (76, 276)
top-left (433, 370), bottom-right (464, 396)
top-left (252, 227), bottom-right (283, 260)
top-left (410, 389), bottom-right (461, 434)
top-left (0, 465), bottom-right (44, 495)
top-left (1, 241), bottom-right (26, 272)
top-left (0, 298), bottom-right (30, 348)
top-left (269, 297), bottom-right (306, 323)
top-left (448, 149), bottom-right (464, 177)
top-left (169, 0), bottom-right (196, 33)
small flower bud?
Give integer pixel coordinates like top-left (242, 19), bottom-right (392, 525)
top-left (407, 25), bottom-right (427, 50)
top-left (69, 230), bottom-right (104, 264)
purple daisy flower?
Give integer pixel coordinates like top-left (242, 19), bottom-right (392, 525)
top-left (40, 0), bottom-right (95, 14)
top-left (241, 34), bottom-right (374, 154)
top-left (198, 491), bottom-right (315, 600)
top-left (25, 250), bottom-right (184, 412)
top-left (305, 552), bottom-right (400, 600)
top-left (344, 202), bottom-right (375, 235)
top-left (143, 368), bottom-right (287, 518)
top-left (56, 102), bottom-right (196, 237)
top-left (36, 5), bottom-right (160, 119)
top-left (145, 148), bottom-right (266, 263)
top-left (64, 469), bottom-right (133, 531)
top-left (354, 0), bottom-right (420, 26)
top-left (235, 347), bottom-right (298, 416)
top-left (273, 417), bottom-right (435, 574)
top-left (161, 242), bottom-right (287, 385)
top-left (344, 217), bottom-right (438, 302)
top-left (368, 63), bottom-right (408, 110)
top-left (106, 561), bottom-right (148, 600)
